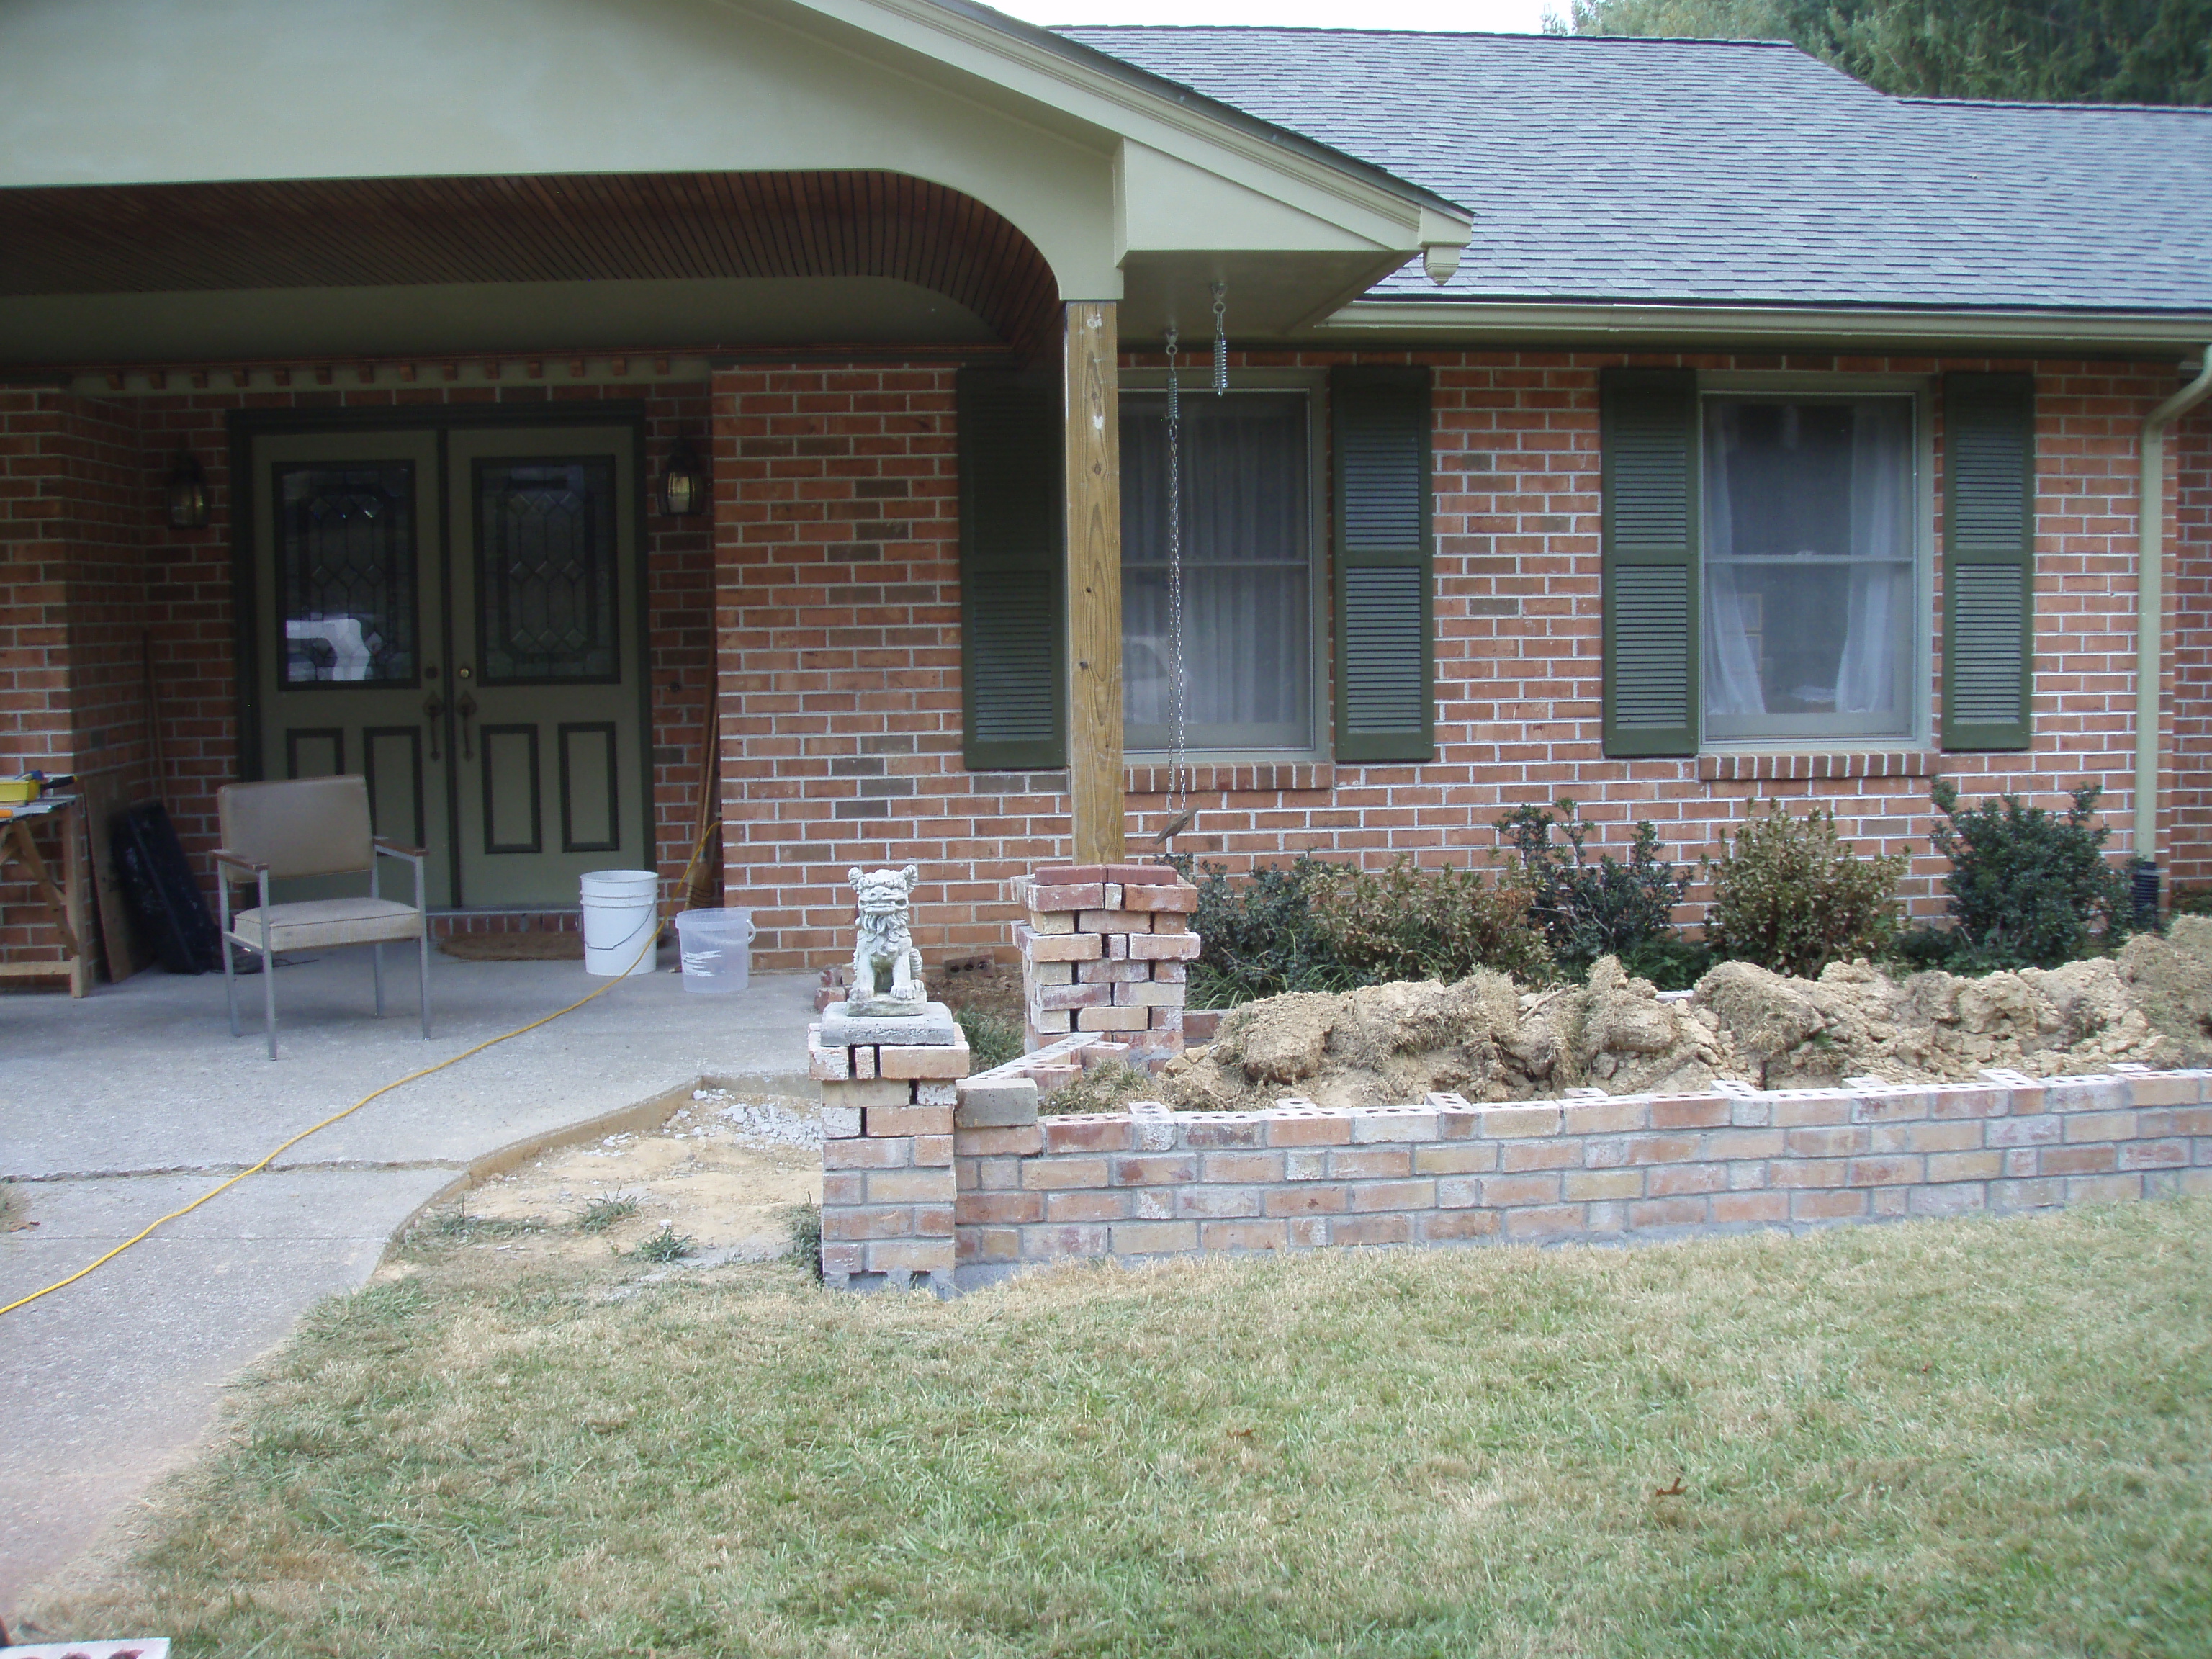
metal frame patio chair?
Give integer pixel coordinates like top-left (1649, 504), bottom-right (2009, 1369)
top-left (215, 775), bottom-right (431, 1060)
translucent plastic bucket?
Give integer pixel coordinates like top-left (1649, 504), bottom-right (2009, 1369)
top-left (580, 869), bottom-right (660, 978)
top-left (674, 907), bottom-right (756, 993)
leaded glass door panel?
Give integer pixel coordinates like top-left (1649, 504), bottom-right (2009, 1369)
top-left (446, 426), bottom-right (645, 908)
top-left (251, 430), bottom-right (450, 907)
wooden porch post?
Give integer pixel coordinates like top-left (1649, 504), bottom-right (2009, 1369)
top-left (1064, 300), bottom-right (1125, 864)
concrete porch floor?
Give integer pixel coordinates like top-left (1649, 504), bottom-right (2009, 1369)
top-left (0, 945), bottom-right (817, 1623)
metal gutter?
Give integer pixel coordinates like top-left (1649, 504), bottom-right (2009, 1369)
top-left (1318, 300), bottom-right (2212, 354)
top-left (2135, 349), bottom-right (2212, 889)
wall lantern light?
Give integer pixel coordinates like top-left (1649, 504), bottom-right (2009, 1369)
top-left (661, 439), bottom-right (706, 517)
top-left (165, 449), bottom-right (210, 529)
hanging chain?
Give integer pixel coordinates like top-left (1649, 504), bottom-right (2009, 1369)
top-left (1164, 325), bottom-right (1189, 826)
top-left (1210, 281), bottom-right (1228, 395)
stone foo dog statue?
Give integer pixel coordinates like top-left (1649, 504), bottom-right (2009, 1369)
top-left (848, 863), bottom-right (925, 1015)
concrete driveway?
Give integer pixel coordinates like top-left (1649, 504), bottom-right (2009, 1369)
top-left (0, 945), bottom-right (815, 1621)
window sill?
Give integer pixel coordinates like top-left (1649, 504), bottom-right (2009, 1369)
top-left (1696, 751), bottom-right (1932, 782)
top-left (1126, 761), bottom-right (1334, 796)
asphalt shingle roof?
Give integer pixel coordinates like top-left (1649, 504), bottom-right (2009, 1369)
top-left (1056, 27), bottom-right (2212, 314)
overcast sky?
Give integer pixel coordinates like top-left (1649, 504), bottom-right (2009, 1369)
top-left (990, 0), bottom-right (1558, 32)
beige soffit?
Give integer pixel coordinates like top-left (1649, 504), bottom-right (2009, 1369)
top-left (1320, 299), bottom-right (2212, 354)
top-left (0, 0), bottom-right (1471, 302)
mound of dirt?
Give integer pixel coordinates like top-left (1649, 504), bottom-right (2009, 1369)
top-left (1156, 923), bottom-right (2212, 1108)
top-left (1159, 958), bottom-right (1730, 1110)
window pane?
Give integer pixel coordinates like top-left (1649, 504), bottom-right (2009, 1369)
top-left (475, 458), bottom-right (619, 684)
top-left (274, 462), bottom-right (416, 685)
top-left (1120, 392), bottom-right (1310, 751)
top-left (1702, 397), bottom-right (1915, 739)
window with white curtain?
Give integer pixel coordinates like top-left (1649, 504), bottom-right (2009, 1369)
top-left (1119, 389), bottom-right (1314, 753)
top-left (1701, 395), bottom-right (1917, 742)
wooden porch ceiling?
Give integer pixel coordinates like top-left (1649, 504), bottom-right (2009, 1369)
top-left (0, 169), bottom-right (1060, 356)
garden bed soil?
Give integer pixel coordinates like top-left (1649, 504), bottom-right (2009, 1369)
top-left (433, 1087), bottom-right (822, 1266)
top-left (1154, 919), bottom-right (2212, 1110)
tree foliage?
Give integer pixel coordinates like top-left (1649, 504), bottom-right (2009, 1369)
top-left (1551, 0), bottom-right (2212, 105)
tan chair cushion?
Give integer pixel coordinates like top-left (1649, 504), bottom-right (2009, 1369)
top-left (219, 776), bottom-right (374, 880)
top-left (229, 897), bottom-right (425, 953)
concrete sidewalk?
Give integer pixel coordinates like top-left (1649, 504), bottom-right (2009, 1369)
top-left (0, 945), bottom-right (816, 1620)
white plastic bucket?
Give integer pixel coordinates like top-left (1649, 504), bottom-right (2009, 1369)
top-left (674, 907), bottom-right (756, 993)
top-left (580, 869), bottom-right (660, 978)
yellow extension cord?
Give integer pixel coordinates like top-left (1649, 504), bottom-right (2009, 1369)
top-left (0, 907), bottom-right (670, 1321)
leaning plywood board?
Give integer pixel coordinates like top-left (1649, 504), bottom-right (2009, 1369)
top-left (79, 765), bottom-right (148, 981)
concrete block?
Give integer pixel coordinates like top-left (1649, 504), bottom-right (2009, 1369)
top-left (956, 1076), bottom-right (1041, 1128)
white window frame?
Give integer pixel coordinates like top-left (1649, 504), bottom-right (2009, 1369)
top-left (1696, 371), bottom-right (1936, 753)
top-left (1116, 367), bottom-right (1329, 765)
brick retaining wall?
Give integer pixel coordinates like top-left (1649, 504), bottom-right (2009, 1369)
top-left (943, 1064), bottom-right (2212, 1292)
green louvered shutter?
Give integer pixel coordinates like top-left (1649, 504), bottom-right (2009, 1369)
top-left (1942, 373), bottom-right (2035, 752)
top-left (1601, 367), bottom-right (1699, 757)
top-left (1331, 366), bottom-right (1434, 763)
top-left (958, 367), bottom-right (1065, 770)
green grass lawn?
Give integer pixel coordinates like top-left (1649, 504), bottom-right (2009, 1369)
top-left (37, 1202), bottom-right (2212, 1658)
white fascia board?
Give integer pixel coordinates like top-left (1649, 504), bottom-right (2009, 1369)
top-left (1322, 300), bottom-right (2212, 354)
top-left (783, 0), bottom-right (1471, 258)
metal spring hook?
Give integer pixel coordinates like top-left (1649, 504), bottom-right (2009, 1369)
top-left (1210, 281), bottom-right (1228, 396)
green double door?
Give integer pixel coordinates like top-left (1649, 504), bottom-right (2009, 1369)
top-left (248, 422), bottom-right (647, 910)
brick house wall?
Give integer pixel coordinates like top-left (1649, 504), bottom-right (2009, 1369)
top-left (713, 351), bottom-right (2212, 974)
top-left (6, 349), bottom-right (2207, 979)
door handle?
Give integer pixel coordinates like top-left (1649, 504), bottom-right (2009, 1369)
top-left (422, 690), bottom-right (444, 762)
top-left (457, 689), bottom-right (478, 761)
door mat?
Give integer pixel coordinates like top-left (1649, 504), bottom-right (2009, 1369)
top-left (439, 931), bottom-right (584, 961)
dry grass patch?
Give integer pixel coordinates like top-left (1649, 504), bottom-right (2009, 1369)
top-left (27, 1202), bottom-right (2212, 1657)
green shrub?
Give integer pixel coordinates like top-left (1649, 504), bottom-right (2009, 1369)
top-left (1493, 800), bottom-right (1688, 977)
top-left (1886, 924), bottom-right (1966, 974)
top-left (1927, 778), bottom-right (2138, 969)
top-left (1175, 853), bottom-right (1553, 1004)
top-left (2171, 885), bottom-right (2212, 920)
top-left (1704, 801), bottom-right (1905, 979)
top-left (953, 1006), bottom-right (1022, 1071)
top-left (1175, 854), bottom-right (1341, 1005)
top-left (1305, 858), bottom-right (1553, 987)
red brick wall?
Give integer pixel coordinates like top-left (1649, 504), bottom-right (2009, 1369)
top-left (714, 351), bottom-right (2211, 974)
top-left (2170, 400), bottom-right (2212, 893)
top-left (0, 388), bottom-right (150, 966)
top-left (11, 349), bottom-right (2206, 979)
